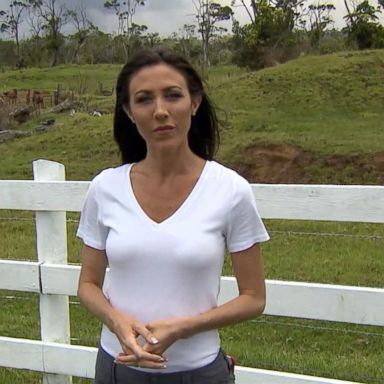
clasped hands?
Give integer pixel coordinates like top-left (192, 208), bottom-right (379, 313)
top-left (113, 313), bottom-right (187, 369)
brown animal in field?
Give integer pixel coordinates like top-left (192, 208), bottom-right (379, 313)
top-left (32, 90), bottom-right (44, 112)
top-left (26, 89), bottom-right (31, 105)
top-left (4, 89), bottom-right (18, 105)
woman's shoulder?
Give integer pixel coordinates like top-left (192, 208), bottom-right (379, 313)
top-left (209, 160), bottom-right (251, 190)
top-left (89, 164), bottom-right (130, 188)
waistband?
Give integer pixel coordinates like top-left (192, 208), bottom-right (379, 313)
top-left (97, 346), bottom-right (230, 384)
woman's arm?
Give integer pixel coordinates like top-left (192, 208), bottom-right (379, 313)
top-left (181, 243), bottom-right (265, 334)
top-left (117, 243), bottom-right (265, 364)
top-left (78, 245), bottom-right (166, 367)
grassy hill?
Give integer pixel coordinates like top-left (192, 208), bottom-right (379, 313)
top-left (0, 49), bottom-right (384, 183)
top-left (1, 51), bottom-right (384, 383)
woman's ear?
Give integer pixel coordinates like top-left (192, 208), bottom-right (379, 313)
top-left (191, 95), bottom-right (202, 116)
top-left (122, 104), bottom-right (135, 123)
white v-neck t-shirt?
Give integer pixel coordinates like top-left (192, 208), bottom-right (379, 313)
top-left (77, 160), bottom-right (269, 372)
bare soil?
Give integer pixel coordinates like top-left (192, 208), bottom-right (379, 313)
top-left (226, 143), bottom-right (384, 185)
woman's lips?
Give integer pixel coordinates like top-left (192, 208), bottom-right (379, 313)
top-left (154, 125), bottom-right (175, 132)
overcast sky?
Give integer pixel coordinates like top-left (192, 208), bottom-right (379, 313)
top-left (1, 0), bottom-right (382, 38)
top-left (69, 0), bottom-right (350, 36)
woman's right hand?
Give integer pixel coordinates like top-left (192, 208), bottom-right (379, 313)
top-left (110, 309), bottom-right (167, 369)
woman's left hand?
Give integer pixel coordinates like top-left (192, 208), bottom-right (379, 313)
top-left (115, 317), bottom-right (187, 367)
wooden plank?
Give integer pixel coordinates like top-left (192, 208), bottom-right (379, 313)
top-left (235, 366), bottom-right (362, 384)
top-left (220, 277), bottom-right (384, 326)
top-left (0, 338), bottom-right (362, 383)
top-left (0, 337), bottom-right (43, 371)
top-left (1, 181), bottom-right (384, 222)
top-left (33, 160), bottom-right (72, 384)
top-left (43, 342), bottom-right (97, 378)
top-left (252, 184), bottom-right (384, 223)
top-left (0, 180), bottom-right (89, 211)
top-left (265, 280), bottom-right (384, 325)
top-left (41, 264), bottom-right (81, 296)
top-left (0, 260), bottom-right (40, 292)
top-left (41, 263), bottom-right (109, 296)
top-left (40, 264), bottom-right (384, 326)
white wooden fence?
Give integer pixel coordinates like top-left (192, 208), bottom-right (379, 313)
top-left (1, 159), bottom-right (383, 384)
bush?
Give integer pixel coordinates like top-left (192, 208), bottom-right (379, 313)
top-left (0, 105), bottom-right (10, 131)
top-left (315, 30), bottom-right (350, 55)
top-left (346, 22), bottom-right (384, 50)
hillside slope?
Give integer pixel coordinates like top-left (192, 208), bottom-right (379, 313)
top-left (0, 50), bottom-right (383, 183)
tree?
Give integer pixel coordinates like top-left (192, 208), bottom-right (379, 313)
top-left (270, 0), bottom-right (306, 29)
top-left (232, 0), bottom-right (305, 27)
top-left (193, 0), bottom-right (233, 67)
top-left (67, 4), bottom-right (96, 64)
top-left (178, 24), bottom-right (200, 60)
top-left (143, 32), bottom-right (161, 47)
top-left (306, 2), bottom-right (336, 47)
top-left (0, 1), bottom-right (31, 67)
top-left (231, 0), bottom-right (305, 48)
top-left (29, 0), bottom-right (69, 66)
top-left (343, 0), bottom-right (384, 49)
top-left (103, 0), bottom-right (146, 58)
top-left (0, 39), bottom-right (18, 67)
top-left (230, 0), bottom-right (304, 69)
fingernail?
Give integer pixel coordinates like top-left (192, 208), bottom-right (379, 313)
top-left (162, 364), bottom-right (167, 369)
top-left (151, 337), bottom-right (159, 344)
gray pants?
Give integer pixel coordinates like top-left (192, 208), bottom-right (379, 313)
top-left (94, 347), bottom-right (236, 384)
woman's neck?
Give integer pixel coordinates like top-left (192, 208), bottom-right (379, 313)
top-left (139, 145), bottom-right (205, 179)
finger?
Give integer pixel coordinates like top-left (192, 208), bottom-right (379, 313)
top-left (142, 343), bottom-right (163, 355)
top-left (115, 354), bottom-right (137, 364)
top-left (133, 323), bottom-right (159, 345)
top-left (119, 339), bottom-right (165, 363)
top-left (115, 354), bottom-right (167, 369)
top-left (120, 360), bottom-right (167, 369)
top-left (131, 349), bottom-right (165, 363)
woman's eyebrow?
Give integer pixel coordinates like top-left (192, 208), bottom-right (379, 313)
top-left (165, 86), bottom-right (183, 91)
top-left (134, 86), bottom-right (183, 96)
top-left (134, 89), bottom-right (152, 96)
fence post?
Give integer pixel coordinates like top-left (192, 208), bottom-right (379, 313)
top-left (33, 160), bottom-right (72, 384)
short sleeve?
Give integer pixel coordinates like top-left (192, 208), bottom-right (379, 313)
top-left (225, 178), bottom-right (270, 253)
top-left (76, 175), bottom-right (108, 250)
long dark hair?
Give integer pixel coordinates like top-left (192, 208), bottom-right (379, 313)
top-left (114, 47), bottom-right (220, 164)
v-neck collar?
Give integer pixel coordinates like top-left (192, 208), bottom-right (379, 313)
top-left (125, 161), bottom-right (210, 227)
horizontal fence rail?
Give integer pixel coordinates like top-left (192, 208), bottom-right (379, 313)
top-left (1, 180), bottom-right (384, 222)
top-left (0, 160), bottom-right (383, 384)
top-left (0, 337), bottom-right (362, 384)
top-left (0, 260), bottom-right (40, 293)
top-left (0, 180), bottom-right (88, 212)
top-left (252, 184), bottom-right (384, 223)
top-left (1, 260), bottom-right (383, 326)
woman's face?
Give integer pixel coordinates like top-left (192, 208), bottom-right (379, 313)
top-left (126, 63), bottom-right (201, 151)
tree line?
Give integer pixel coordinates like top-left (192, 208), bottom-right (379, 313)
top-left (1, 0), bottom-right (384, 70)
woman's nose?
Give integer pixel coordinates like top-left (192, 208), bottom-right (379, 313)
top-left (154, 99), bottom-right (169, 119)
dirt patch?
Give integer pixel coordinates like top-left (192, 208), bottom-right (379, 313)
top-left (226, 143), bottom-right (384, 185)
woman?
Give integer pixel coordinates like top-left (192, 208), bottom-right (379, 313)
top-left (77, 47), bottom-right (269, 384)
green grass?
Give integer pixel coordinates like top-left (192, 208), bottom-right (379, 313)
top-left (0, 64), bottom-right (120, 94)
top-left (1, 50), bottom-right (384, 184)
top-left (213, 50), bottom-right (384, 158)
top-left (1, 216), bottom-right (383, 383)
top-left (0, 51), bottom-right (384, 382)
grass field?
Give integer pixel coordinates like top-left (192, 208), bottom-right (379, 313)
top-left (0, 50), bottom-right (384, 383)
top-left (1, 216), bottom-right (383, 383)
top-left (1, 50), bottom-right (384, 182)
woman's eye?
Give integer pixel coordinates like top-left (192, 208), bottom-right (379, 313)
top-left (166, 93), bottom-right (182, 100)
top-left (136, 96), bottom-right (152, 104)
